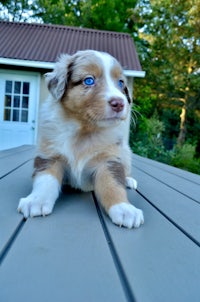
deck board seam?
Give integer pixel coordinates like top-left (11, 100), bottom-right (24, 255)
top-left (92, 192), bottom-right (137, 302)
top-left (0, 218), bottom-right (26, 266)
top-left (133, 165), bottom-right (200, 204)
top-left (136, 190), bottom-right (200, 248)
top-left (132, 155), bottom-right (200, 186)
top-left (0, 159), bottom-right (33, 180)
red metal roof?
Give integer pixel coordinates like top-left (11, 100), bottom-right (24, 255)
top-left (0, 21), bottom-right (142, 71)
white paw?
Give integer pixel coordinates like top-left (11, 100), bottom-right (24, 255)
top-left (108, 202), bottom-right (144, 229)
top-left (126, 177), bottom-right (138, 190)
top-left (18, 194), bottom-right (55, 218)
top-left (18, 174), bottom-right (60, 218)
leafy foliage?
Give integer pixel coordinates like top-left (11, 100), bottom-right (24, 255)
top-left (131, 115), bottom-right (200, 174)
top-left (170, 144), bottom-right (200, 174)
top-left (134, 0), bottom-right (200, 146)
top-left (0, 0), bottom-right (40, 22)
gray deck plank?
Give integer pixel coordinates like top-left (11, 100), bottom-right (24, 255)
top-left (132, 166), bottom-right (200, 244)
top-left (0, 190), bottom-right (127, 302)
top-left (0, 145), bottom-right (33, 158)
top-left (0, 145), bottom-right (35, 178)
top-left (132, 156), bottom-right (200, 203)
top-left (0, 161), bottom-right (33, 252)
top-left (99, 189), bottom-right (200, 302)
top-left (132, 153), bottom-right (200, 185)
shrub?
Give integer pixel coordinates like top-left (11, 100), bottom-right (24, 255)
top-left (169, 144), bottom-right (200, 174)
top-left (131, 116), bottom-right (170, 162)
top-left (130, 115), bottom-right (200, 174)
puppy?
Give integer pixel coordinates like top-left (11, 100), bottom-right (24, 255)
top-left (18, 50), bottom-right (144, 228)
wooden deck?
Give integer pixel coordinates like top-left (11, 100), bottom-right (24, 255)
top-left (0, 145), bottom-right (200, 302)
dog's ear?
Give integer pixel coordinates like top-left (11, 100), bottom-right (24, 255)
top-left (124, 85), bottom-right (132, 104)
top-left (45, 54), bottom-right (71, 101)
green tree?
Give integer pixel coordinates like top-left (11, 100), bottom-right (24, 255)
top-left (0, 0), bottom-right (39, 22)
top-left (134, 0), bottom-right (200, 147)
top-left (34, 0), bottom-right (76, 25)
top-left (76, 0), bottom-right (137, 32)
top-left (34, 0), bottom-right (138, 33)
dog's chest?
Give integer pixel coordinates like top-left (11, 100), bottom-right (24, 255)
top-left (61, 130), bottom-right (122, 190)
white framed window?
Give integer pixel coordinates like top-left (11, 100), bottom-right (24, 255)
top-left (4, 80), bottom-right (30, 123)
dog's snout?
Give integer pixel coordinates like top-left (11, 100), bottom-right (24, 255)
top-left (109, 98), bottom-right (124, 113)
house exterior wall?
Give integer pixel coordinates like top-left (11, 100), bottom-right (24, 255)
top-left (127, 77), bottom-right (133, 96)
top-left (39, 73), bottom-right (49, 105)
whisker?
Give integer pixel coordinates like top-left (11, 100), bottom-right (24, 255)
top-left (130, 104), bottom-right (142, 127)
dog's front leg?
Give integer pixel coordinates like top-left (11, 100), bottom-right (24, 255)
top-left (18, 157), bottom-right (63, 218)
top-left (94, 162), bottom-right (144, 229)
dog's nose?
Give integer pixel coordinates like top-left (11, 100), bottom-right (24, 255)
top-left (109, 98), bottom-right (124, 112)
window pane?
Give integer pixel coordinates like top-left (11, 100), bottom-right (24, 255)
top-left (14, 81), bottom-right (21, 94)
top-left (4, 109), bottom-right (11, 121)
top-left (5, 95), bottom-right (12, 107)
top-left (5, 81), bottom-right (12, 93)
top-left (21, 110), bottom-right (28, 122)
top-left (13, 109), bottom-right (20, 121)
top-left (23, 82), bottom-right (30, 95)
top-left (14, 96), bottom-right (20, 108)
top-left (22, 96), bottom-right (29, 108)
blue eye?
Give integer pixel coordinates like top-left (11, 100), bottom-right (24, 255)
top-left (84, 77), bottom-right (95, 86)
top-left (118, 80), bottom-right (124, 89)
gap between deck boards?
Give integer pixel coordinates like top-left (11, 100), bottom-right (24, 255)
top-left (0, 218), bottom-right (26, 265)
top-left (132, 154), bottom-right (200, 186)
top-left (136, 189), bottom-right (200, 248)
top-left (0, 159), bottom-right (33, 180)
top-left (134, 164), bottom-right (200, 205)
top-left (92, 192), bottom-right (137, 302)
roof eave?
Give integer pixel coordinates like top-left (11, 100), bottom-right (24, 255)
top-left (0, 58), bottom-right (145, 77)
top-left (0, 57), bottom-right (54, 69)
top-left (124, 70), bottom-right (145, 78)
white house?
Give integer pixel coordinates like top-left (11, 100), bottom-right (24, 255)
top-left (0, 21), bottom-right (145, 150)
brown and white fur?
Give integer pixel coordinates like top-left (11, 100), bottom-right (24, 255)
top-left (18, 50), bottom-right (144, 229)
